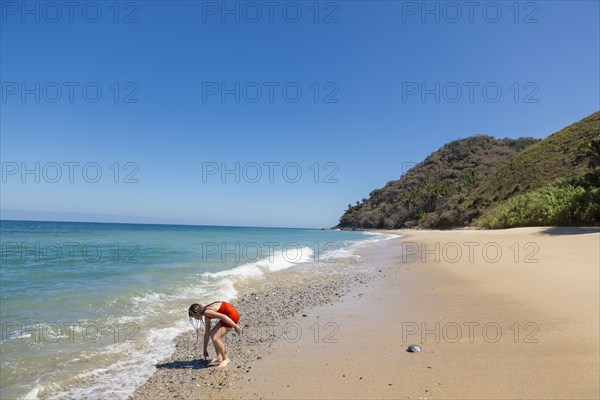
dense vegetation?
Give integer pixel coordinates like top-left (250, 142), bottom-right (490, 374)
top-left (475, 170), bottom-right (600, 228)
top-left (336, 111), bottom-right (600, 229)
top-left (466, 112), bottom-right (600, 210)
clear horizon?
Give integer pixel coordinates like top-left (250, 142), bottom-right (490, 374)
top-left (0, 216), bottom-right (326, 230)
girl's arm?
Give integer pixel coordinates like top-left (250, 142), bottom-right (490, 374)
top-left (203, 316), bottom-right (211, 354)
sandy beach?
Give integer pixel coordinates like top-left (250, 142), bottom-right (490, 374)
top-left (130, 227), bottom-right (599, 400)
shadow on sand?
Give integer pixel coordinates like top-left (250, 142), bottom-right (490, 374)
top-left (537, 226), bottom-right (600, 236)
top-left (155, 359), bottom-right (211, 370)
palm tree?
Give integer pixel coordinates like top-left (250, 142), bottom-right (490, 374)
top-left (575, 137), bottom-right (600, 170)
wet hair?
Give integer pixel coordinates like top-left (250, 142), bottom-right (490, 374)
top-left (188, 303), bottom-right (205, 319)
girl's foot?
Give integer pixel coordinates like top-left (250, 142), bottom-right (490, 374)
top-left (209, 357), bottom-right (222, 366)
top-left (217, 358), bottom-right (230, 368)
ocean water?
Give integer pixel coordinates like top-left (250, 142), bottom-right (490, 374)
top-left (0, 220), bottom-right (392, 399)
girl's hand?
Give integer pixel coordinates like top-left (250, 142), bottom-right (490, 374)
top-left (203, 349), bottom-right (209, 359)
top-left (234, 324), bottom-right (242, 334)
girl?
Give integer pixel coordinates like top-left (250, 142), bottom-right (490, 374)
top-left (188, 301), bottom-right (242, 368)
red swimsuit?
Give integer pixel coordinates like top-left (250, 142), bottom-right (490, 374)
top-left (216, 301), bottom-right (240, 328)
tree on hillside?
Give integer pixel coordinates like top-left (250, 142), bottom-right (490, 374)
top-left (575, 137), bottom-right (600, 170)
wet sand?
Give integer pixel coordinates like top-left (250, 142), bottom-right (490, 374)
top-left (130, 227), bottom-right (600, 400)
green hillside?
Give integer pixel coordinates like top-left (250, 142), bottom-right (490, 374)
top-left (336, 135), bottom-right (538, 229)
top-left (466, 111), bottom-right (600, 212)
top-left (475, 170), bottom-right (600, 228)
top-left (336, 111), bottom-right (600, 230)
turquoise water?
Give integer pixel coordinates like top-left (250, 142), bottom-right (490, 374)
top-left (0, 220), bottom-right (383, 399)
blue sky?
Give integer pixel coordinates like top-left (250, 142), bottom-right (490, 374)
top-left (1, 0), bottom-right (599, 228)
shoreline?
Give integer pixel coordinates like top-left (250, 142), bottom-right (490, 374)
top-left (130, 227), bottom-right (599, 399)
top-left (128, 237), bottom-right (391, 400)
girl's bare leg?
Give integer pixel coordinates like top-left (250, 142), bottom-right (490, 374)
top-left (208, 324), bottom-right (223, 364)
top-left (209, 324), bottom-right (231, 367)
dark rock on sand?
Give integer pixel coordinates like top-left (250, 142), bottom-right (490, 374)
top-left (406, 344), bottom-right (422, 353)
